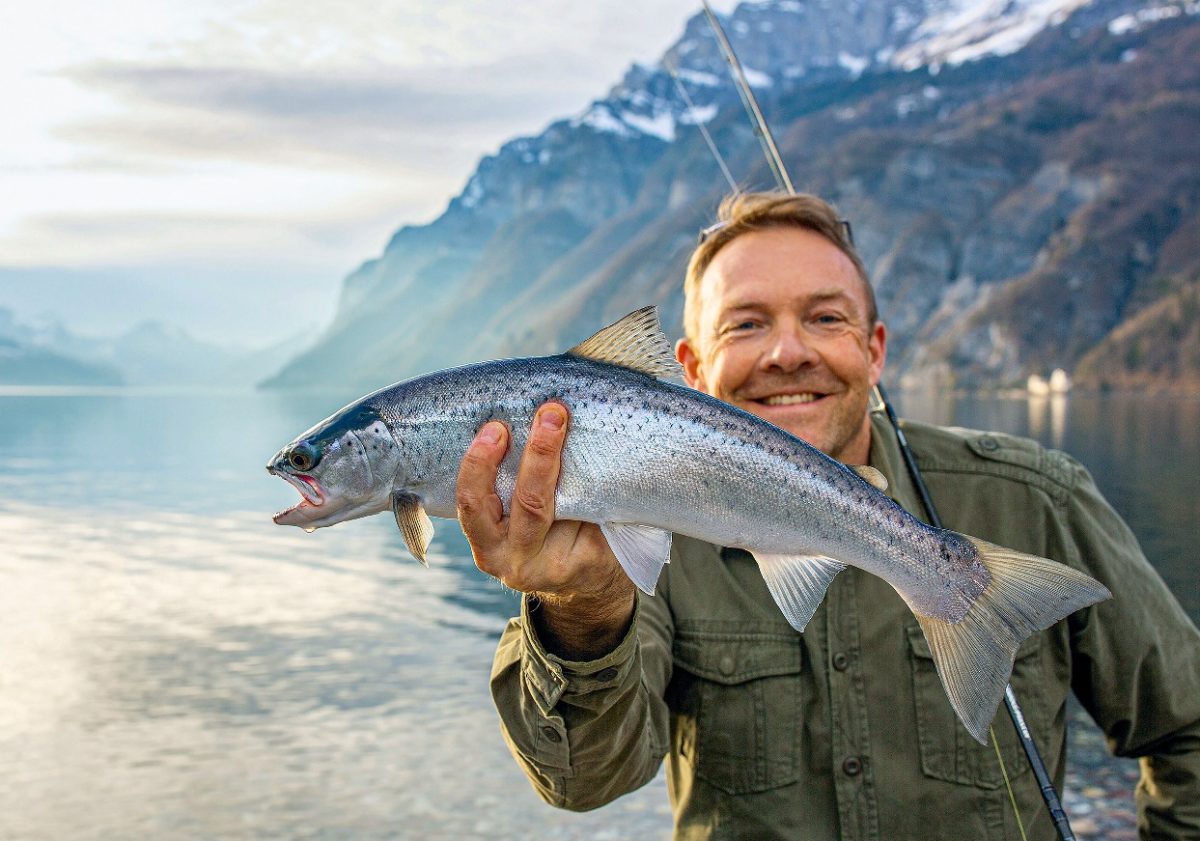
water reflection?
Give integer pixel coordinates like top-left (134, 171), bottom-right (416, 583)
top-left (1027, 394), bottom-right (1068, 449)
top-left (0, 503), bottom-right (669, 841)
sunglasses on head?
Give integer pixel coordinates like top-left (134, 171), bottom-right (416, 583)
top-left (698, 218), bottom-right (855, 247)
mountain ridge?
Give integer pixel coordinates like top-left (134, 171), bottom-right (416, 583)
top-left (262, 0), bottom-right (1199, 394)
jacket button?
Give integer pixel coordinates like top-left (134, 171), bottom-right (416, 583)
top-left (541, 726), bottom-right (562, 743)
top-left (595, 667), bottom-right (618, 681)
top-left (979, 436), bottom-right (999, 451)
top-left (718, 654), bottom-right (735, 675)
top-left (843, 756), bottom-right (863, 776)
top-left (832, 652), bottom-right (850, 671)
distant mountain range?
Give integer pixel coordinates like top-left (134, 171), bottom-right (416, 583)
top-left (256, 0), bottom-right (1198, 394)
top-left (0, 307), bottom-right (302, 387)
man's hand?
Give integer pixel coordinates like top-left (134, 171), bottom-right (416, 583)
top-left (456, 402), bottom-right (636, 660)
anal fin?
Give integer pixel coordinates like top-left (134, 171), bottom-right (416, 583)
top-left (599, 522), bottom-right (672, 595)
top-left (393, 491), bottom-right (435, 567)
top-left (750, 552), bottom-right (846, 631)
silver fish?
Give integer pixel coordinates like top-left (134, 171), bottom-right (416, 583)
top-left (267, 306), bottom-right (1109, 742)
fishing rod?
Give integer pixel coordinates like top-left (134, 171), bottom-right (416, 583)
top-left (695, 5), bottom-right (1076, 840)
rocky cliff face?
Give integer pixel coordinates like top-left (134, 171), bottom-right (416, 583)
top-left (262, 0), bottom-right (1200, 394)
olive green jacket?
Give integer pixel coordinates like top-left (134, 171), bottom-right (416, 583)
top-left (490, 413), bottom-right (1200, 840)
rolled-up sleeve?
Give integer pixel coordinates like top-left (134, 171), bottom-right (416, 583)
top-left (490, 588), bottom-right (675, 811)
top-left (1062, 456), bottom-right (1200, 839)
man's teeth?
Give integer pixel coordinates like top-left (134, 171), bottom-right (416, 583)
top-left (764, 393), bottom-right (818, 406)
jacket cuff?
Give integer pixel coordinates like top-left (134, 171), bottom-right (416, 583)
top-left (519, 594), bottom-right (641, 716)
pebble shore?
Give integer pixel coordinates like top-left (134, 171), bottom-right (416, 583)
top-left (1063, 704), bottom-right (1141, 840)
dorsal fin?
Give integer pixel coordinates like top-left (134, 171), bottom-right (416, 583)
top-left (567, 306), bottom-right (682, 379)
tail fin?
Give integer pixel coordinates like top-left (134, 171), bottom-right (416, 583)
top-left (915, 535), bottom-right (1111, 744)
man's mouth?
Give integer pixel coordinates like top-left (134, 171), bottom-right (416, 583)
top-left (760, 392), bottom-right (821, 406)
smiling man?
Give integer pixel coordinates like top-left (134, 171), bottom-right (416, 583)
top-left (677, 214), bottom-right (884, 465)
top-left (456, 192), bottom-right (1200, 840)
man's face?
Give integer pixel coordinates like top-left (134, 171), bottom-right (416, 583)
top-left (676, 227), bottom-right (886, 464)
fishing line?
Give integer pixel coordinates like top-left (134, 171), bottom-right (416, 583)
top-left (695, 6), bottom-right (1077, 837)
top-left (993, 726), bottom-right (1030, 841)
top-left (665, 58), bottom-right (740, 195)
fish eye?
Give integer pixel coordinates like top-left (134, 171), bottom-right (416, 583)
top-left (287, 442), bottom-right (319, 472)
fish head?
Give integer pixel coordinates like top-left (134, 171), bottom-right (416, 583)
top-left (267, 402), bottom-right (401, 530)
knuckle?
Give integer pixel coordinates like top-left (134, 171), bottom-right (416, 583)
top-left (526, 431), bottom-right (561, 459)
top-left (458, 448), bottom-right (494, 476)
top-left (454, 489), bottom-right (478, 515)
top-left (514, 486), bottom-right (550, 517)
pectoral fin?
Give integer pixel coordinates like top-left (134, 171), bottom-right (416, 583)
top-left (393, 491), bottom-right (434, 566)
top-left (598, 522), bottom-right (673, 596)
top-left (750, 552), bottom-right (846, 632)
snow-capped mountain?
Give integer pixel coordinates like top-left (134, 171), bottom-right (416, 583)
top-left (264, 0), bottom-right (1200, 394)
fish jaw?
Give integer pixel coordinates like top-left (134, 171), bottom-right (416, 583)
top-left (270, 467), bottom-right (329, 526)
top-left (267, 463), bottom-right (391, 529)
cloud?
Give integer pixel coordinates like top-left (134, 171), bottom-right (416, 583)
top-left (55, 52), bottom-right (603, 172)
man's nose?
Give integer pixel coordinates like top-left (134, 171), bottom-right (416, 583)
top-left (763, 325), bottom-right (818, 371)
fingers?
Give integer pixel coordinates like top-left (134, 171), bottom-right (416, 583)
top-left (456, 420), bottom-right (510, 558)
top-left (508, 403), bottom-right (569, 552)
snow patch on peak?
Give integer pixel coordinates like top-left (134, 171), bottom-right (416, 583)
top-left (680, 103), bottom-right (719, 125)
top-left (892, 0), bottom-right (1093, 71)
top-left (572, 104), bottom-right (633, 137)
top-left (741, 66), bottom-right (773, 88)
top-left (676, 68), bottom-right (721, 87)
top-left (838, 52), bottom-right (870, 77)
top-left (459, 176), bottom-right (484, 209)
top-left (622, 110), bottom-right (677, 141)
top-left (1109, 3), bottom-right (1188, 35)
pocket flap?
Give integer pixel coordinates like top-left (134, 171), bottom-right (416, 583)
top-left (674, 631), bottom-right (803, 684)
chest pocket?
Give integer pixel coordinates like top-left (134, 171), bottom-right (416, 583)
top-left (907, 625), bottom-right (1045, 788)
top-left (670, 629), bottom-right (804, 795)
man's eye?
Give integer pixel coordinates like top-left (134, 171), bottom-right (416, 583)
top-left (814, 313), bottom-right (845, 325)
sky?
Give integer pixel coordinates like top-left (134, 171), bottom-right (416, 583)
top-left (0, 0), bottom-right (737, 349)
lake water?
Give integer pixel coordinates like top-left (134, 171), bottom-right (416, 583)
top-left (0, 387), bottom-right (1195, 840)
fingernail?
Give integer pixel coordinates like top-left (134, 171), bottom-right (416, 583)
top-left (477, 422), bottom-right (503, 444)
top-left (539, 407), bottom-right (564, 430)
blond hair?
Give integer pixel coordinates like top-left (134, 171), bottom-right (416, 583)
top-left (683, 192), bottom-right (874, 341)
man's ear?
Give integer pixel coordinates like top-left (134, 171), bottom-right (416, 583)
top-left (675, 338), bottom-right (707, 391)
top-left (867, 321), bottom-right (887, 386)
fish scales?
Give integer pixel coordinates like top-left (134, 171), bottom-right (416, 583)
top-left (329, 354), bottom-right (999, 621)
top-left (267, 307), bottom-right (1109, 743)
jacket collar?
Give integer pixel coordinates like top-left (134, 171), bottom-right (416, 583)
top-left (867, 410), bottom-right (932, 525)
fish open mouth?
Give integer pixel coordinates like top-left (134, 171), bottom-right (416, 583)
top-left (272, 471), bottom-right (326, 522)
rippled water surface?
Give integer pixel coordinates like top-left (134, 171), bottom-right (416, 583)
top-left (0, 388), bottom-right (1195, 840)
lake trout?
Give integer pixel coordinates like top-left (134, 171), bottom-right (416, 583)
top-left (267, 306), bottom-right (1109, 742)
